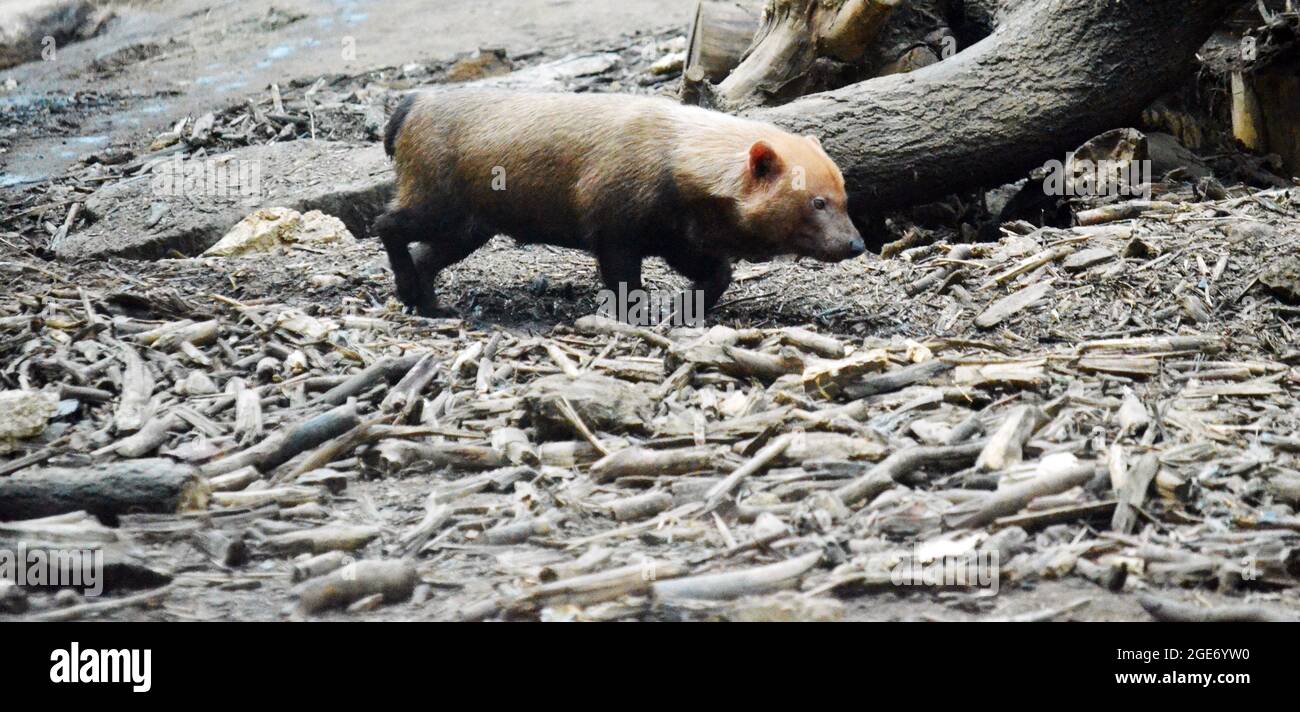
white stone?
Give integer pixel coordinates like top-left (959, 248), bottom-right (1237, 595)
top-left (202, 207), bottom-right (355, 257)
top-left (0, 389), bottom-right (57, 453)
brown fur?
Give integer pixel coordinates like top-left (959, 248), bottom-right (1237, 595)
top-left (375, 88), bottom-right (863, 316)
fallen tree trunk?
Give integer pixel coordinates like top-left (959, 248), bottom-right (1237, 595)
top-left (750, 0), bottom-right (1247, 216)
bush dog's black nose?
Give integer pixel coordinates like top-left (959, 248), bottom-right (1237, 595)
top-left (849, 237), bottom-right (866, 256)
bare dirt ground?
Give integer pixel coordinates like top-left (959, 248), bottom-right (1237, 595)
top-left (2, 1), bottom-right (1300, 622)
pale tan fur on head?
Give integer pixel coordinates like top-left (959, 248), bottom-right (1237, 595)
top-left (670, 115), bottom-right (850, 258)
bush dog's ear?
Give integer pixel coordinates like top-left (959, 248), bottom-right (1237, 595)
top-left (748, 140), bottom-right (782, 180)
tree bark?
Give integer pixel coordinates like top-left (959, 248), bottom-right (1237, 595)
top-left (682, 0), bottom-right (959, 101)
top-left (749, 0), bottom-right (1247, 214)
top-left (714, 0), bottom-right (901, 110)
top-left (685, 0), bottom-right (764, 85)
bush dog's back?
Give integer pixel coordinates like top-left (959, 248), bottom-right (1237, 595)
top-left (376, 89), bottom-right (864, 317)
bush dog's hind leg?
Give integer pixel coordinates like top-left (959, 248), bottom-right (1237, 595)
top-left (376, 205), bottom-right (493, 317)
top-left (374, 207), bottom-right (435, 316)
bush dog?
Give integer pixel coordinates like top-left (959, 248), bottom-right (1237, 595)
top-left (376, 89), bottom-right (865, 317)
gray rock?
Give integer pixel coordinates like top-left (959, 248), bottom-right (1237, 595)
top-left (55, 140), bottom-right (393, 260)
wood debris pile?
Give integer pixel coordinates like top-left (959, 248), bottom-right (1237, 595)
top-left (2, 5), bottom-right (1299, 620)
top-left (2, 181), bottom-right (1299, 621)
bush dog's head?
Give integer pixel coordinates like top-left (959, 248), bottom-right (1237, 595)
top-left (736, 134), bottom-right (865, 262)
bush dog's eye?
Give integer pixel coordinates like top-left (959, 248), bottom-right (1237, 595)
top-left (812, 197), bottom-right (827, 210)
